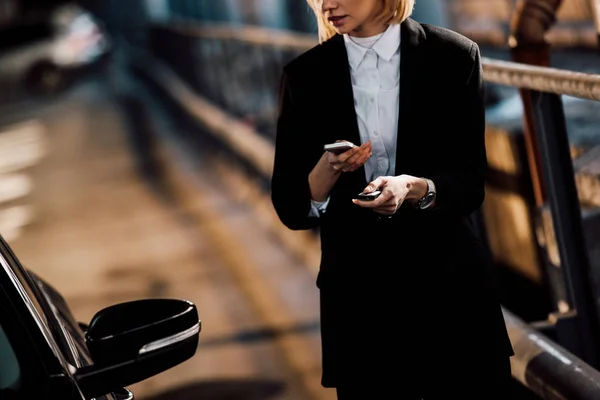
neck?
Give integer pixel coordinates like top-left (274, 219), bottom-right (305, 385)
top-left (348, 21), bottom-right (388, 38)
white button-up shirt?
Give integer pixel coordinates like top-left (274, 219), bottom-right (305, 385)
top-left (310, 23), bottom-right (401, 216)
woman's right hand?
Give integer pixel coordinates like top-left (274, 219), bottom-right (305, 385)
top-left (309, 140), bottom-right (371, 202)
top-left (328, 140), bottom-right (372, 173)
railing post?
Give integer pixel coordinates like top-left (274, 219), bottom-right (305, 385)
top-left (508, 0), bottom-right (561, 214)
top-left (530, 90), bottom-right (600, 368)
top-left (507, 0), bottom-right (600, 365)
top-left (509, 0), bottom-right (569, 328)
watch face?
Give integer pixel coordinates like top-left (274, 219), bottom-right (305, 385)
top-left (419, 192), bottom-right (435, 209)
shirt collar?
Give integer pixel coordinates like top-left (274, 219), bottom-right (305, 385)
top-left (343, 23), bottom-right (401, 71)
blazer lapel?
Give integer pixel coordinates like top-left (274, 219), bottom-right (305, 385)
top-left (322, 19), bottom-right (426, 186)
top-left (322, 34), bottom-right (367, 188)
top-left (395, 18), bottom-right (426, 176)
top-left (323, 34), bottom-right (362, 147)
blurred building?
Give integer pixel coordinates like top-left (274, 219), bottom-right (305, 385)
top-left (412, 0), bottom-right (450, 27)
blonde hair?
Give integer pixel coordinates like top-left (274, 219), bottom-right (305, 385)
top-left (307, 0), bottom-right (415, 43)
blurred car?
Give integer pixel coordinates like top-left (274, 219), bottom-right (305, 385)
top-left (0, 2), bottom-right (111, 95)
top-left (0, 234), bottom-right (201, 400)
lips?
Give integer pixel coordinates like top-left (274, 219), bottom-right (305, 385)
top-left (328, 15), bottom-right (347, 27)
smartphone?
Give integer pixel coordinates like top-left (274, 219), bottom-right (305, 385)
top-left (356, 190), bottom-right (381, 201)
top-left (324, 141), bottom-right (356, 155)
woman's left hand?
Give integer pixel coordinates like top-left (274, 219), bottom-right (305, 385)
top-left (352, 175), bottom-right (417, 215)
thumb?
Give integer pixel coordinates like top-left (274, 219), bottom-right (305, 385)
top-left (364, 176), bottom-right (387, 193)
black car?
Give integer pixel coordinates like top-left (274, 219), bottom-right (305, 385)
top-left (0, 2), bottom-right (111, 96)
top-left (0, 236), bottom-right (201, 399)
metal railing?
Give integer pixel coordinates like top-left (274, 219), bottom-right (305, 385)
top-left (505, 308), bottom-right (600, 400)
top-left (136, 22), bottom-right (600, 398)
top-left (483, 60), bottom-right (600, 99)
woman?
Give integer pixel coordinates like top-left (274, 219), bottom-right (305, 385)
top-left (271, 0), bottom-right (514, 398)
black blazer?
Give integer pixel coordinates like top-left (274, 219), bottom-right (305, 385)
top-left (271, 18), bottom-right (513, 388)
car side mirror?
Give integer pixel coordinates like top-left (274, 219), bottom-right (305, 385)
top-left (74, 298), bottom-right (200, 399)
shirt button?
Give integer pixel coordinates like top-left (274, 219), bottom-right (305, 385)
top-left (370, 98), bottom-right (375, 103)
top-left (373, 131), bottom-right (379, 136)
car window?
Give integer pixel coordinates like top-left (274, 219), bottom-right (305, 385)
top-left (0, 324), bottom-right (20, 391)
top-left (7, 263), bottom-right (86, 370)
top-left (1, 241), bottom-right (123, 400)
top-left (0, 243), bottom-right (70, 374)
top-left (28, 271), bottom-right (93, 368)
top-left (0, 288), bottom-right (45, 400)
top-left (1, 257), bottom-right (53, 347)
top-left (16, 273), bottom-right (119, 400)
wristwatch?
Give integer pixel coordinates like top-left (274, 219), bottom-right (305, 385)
top-left (415, 178), bottom-right (436, 210)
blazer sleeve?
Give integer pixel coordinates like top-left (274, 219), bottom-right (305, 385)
top-left (271, 68), bottom-right (322, 230)
top-left (430, 43), bottom-right (487, 217)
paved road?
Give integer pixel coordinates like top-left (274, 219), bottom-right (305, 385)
top-left (0, 76), bottom-right (331, 400)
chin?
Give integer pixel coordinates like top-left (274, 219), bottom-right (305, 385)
top-left (331, 25), bottom-right (356, 35)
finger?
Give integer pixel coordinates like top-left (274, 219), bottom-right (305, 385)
top-left (363, 176), bottom-right (386, 193)
top-left (356, 147), bottom-right (372, 166)
top-left (351, 191), bottom-right (388, 207)
top-left (357, 141), bottom-right (372, 157)
top-left (343, 143), bottom-right (372, 170)
top-left (345, 146), bottom-right (368, 166)
top-left (374, 201), bottom-right (397, 212)
top-left (358, 141), bottom-right (372, 157)
top-left (349, 153), bottom-right (371, 170)
top-left (367, 192), bottom-right (389, 207)
top-left (338, 146), bottom-right (360, 163)
top-left (352, 198), bottom-right (377, 208)
top-left (373, 199), bottom-right (403, 215)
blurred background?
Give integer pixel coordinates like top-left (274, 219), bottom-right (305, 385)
top-left (1, 0), bottom-right (600, 399)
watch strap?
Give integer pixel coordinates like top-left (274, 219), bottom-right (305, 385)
top-left (416, 178), bottom-right (436, 209)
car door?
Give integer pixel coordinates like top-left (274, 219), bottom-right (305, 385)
top-left (0, 236), bottom-right (131, 400)
top-left (0, 281), bottom-right (51, 399)
top-left (28, 271), bottom-right (134, 400)
top-left (0, 239), bottom-right (81, 399)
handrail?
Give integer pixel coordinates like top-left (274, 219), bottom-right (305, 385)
top-left (153, 23), bottom-right (600, 101)
top-left (483, 59), bottom-right (600, 101)
top-left (504, 308), bottom-right (600, 400)
top-left (154, 23), bottom-right (317, 51)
